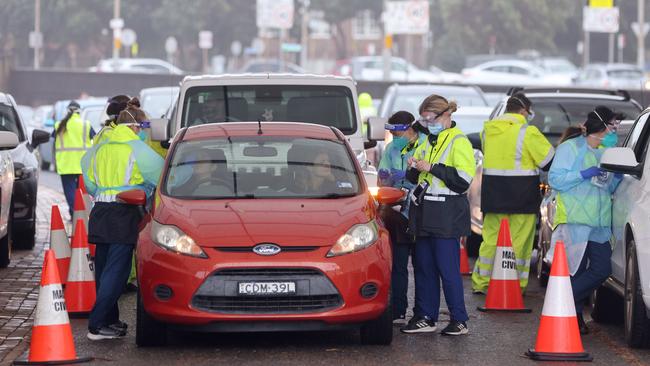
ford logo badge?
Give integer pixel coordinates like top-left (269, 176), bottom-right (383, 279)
top-left (253, 243), bottom-right (281, 256)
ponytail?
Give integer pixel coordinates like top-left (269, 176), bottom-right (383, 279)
top-left (56, 109), bottom-right (76, 136)
top-left (559, 126), bottom-right (585, 144)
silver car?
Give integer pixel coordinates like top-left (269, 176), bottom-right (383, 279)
top-left (574, 63), bottom-right (650, 91)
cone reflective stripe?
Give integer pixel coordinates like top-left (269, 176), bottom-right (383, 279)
top-left (12, 250), bottom-right (91, 365)
top-left (71, 188), bottom-right (94, 257)
top-left (77, 175), bottom-right (92, 219)
top-left (49, 205), bottom-right (70, 286)
top-left (478, 218), bottom-right (531, 313)
top-left (64, 220), bottom-right (96, 318)
top-left (526, 241), bottom-right (592, 362)
top-left (460, 236), bottom-right (471, 275)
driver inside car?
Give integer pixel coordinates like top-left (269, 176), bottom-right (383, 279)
top-left (192, 94), bottom-right (225, 125)
top-left (169, 148), bottom-right (232, 196)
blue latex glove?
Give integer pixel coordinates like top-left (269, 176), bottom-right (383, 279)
top-left (580, 166), bottom-right (602, 179)
top-left (378, 168), bottom-right (390, 180)
top-left (390, 168), bottom-right (406, 181)
top-left (614, 173), bottom-right (623, 179)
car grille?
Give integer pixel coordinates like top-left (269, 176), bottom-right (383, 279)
top-left (214, 246), bottom-right (318, 253)
top-left (191, 267), bottom-right (343, 314)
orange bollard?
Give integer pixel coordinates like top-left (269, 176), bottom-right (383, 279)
top-left (460, 236), bottom-right (471, 275)
top-left (64, 220), bottom-right (96, 318)
top-left (49, 205), bottom-right (71, 286)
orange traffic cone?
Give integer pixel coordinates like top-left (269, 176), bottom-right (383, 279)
top-left (460, 236), bottom-right (471, 275)
top-left (65, 220), bottom-right (96, 318)
top-left (71, 189), bottom-right (94, 257)
top-left (477, 218), bottom-right (531, 313)
top-left (77, 175), bottom-right (92, 219)
top-left (12, 250), bottom-right (92, 365)
top-left (49, 205), bottom-right (71, 286)
top-left (526, 241), bottom-right (592, 361)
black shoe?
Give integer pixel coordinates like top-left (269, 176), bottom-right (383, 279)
top-left (400, 316), bottom-right (437, 333)
top-left (392, 313), bottom-right (407, 326)
top-left (108, 320), bottom-right (128, 333)
top-left (87, 326), bottom-right (126, 340)
top-left (577, 314), bottom-right (589, 335)
top-left (124, 282), bottom-right (138, 293)
top-left (440, 321), bottom-right (469, 336)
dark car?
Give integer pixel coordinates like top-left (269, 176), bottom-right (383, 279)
top-left (0, 93), bottom-right (49, 252)
top-left (487, 87), bottom-right (644, 284)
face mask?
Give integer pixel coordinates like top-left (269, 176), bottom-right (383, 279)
top-left (600, 132), bottom-right (618, 147)
top-left (391, 136), bottom-right (408, 150)
top-left (427, 123), bottom-right (444, 135)
top-left (138, 130), bottom-right (148, 141)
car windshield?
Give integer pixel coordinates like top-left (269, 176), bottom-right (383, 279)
top-left (0, 104), bottom-right (23, 139)
top-left (165, 136), bottom-right (361, 199)
top-left (182, 85), bottom-right (357, 134)
top-left (142, 91), bottom-right (178, 118)
top-left (528, 98), bottom-right (642, 144)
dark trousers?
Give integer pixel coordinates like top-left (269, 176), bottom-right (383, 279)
top-left (571, 241), bottom-right (612, 314)
top-left (60, 174), bottom-right (79, 217)
top-left (88, 243), bottom-right (134, 330)
top-left (414, 236), bottom-right (468, 322)
top-left (379, 206), bottom-right (414, 316)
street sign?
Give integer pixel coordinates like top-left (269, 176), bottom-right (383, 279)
top-left (28, 31), bottom-right (43, 49)
top-left (256, 0), bottom-right (294, 30)
top-left (589, 0), bottom-right (613, 7)
top-left (631, 22), bottom-right (650, 38)
top-left (121, 28), bottom-right (137, 47)
top-left (165, 36), bottom-right (178, 54)
top-left (281, 43), bottom-right (301, 53)
top-left (230, 41), bottom-right (242, 56)
top-left (384, 1), bottom-right (429, 35)
top-left (583, 6), bottom-right (619, 33)
top-left (109, 17), bottom-right (124, 30)
top-left (199, 30), bottom-right (213, 50)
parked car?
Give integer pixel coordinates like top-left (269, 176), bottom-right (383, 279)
top-left (496, 88), bottom-right (644, 286)
top-left (239, 59), bottom-right (305, 74)
top-left (89, 58), bottom-right (184, 75)
top-left (0, 131), bottom-right (18, 267)
top-left (134, 121), bottom-right (400, 346)
top-left (461, 59), bottom-right (552, 86)
top-left (139, 86), bottom-right (180, 119)
top-left (0, 93), bottom-right (49, 252)
top-left (533, 57), bottom-right (579, 86)
top-left (574, 63), bottom-right (650, 91)
top-left (333, 56), bottom-right (450, 83)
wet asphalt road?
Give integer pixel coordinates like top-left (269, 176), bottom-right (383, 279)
top-left (35, 172), bottom-right (650, 366)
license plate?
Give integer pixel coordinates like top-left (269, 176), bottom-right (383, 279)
top-left (238, 281), bottom-right (296, 295)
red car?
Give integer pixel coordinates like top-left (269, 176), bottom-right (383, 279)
top-left (130, 122), bottom-right (402, 346)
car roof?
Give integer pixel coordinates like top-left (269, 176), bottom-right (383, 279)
top-left (181, 122), bottom-right (341, 142)
top-left (474, 59), bottom-right (541, 69)
top-left (140, 86), bottom-right (180, 94)
top-left (388, 84), bottom-right (482, 94)
top-left (181, 73), bottom-right (354, 86)
top-left (0, 92), bottom-right (12, 106)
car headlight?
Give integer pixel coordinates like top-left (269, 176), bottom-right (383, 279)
top-left (151, 221), bottom-right (207, 258)
top-left (13, 162), bottom-right (35, 180)
top-left (327, 221), bottom-right (378, 257)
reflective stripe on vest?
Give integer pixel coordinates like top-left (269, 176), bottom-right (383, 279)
top-left (424, 134), bottom-right (463, 196)
top-left (56, 119), bottom-right (89, 152)
top-left (483, 115), bottom-right (539, 177)
top-left (93, 152), bottom-right (141, 203)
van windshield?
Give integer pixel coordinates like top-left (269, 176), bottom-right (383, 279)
top-left (182, 85), bottom-right (357, 134)
top-left (164, 136), bottom-right (361, 199)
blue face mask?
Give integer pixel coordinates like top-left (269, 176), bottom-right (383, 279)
top-left (138, 130), bottom-right (148, 141)
top-left (427, 123), bottom-right (444, 135)
top-left (601, 132), bottom-right (618, 147)
top-left (391, 136), bottom-right (409, 150)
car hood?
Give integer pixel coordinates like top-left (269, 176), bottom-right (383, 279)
top-left (154, 194), bottom-right (377, 248)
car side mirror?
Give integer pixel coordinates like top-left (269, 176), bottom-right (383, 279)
top-left (367, 117), bottom-right (387, 141)
top-left (0, 131), bottom-right (19, 151)
top-left (31, 129), bottom-right (50, 149)
top-left (466, 132), bottom-right (482, 151)
top-left (600, 147), bottom-right (641, 178)
top-left (374, 187), bottom-right (405, 205)
top-left (150, 118), bottom-right (170, 141)
top-left (116, 189), bottom-right (147, 206)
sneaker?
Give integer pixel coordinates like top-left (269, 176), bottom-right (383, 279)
top-left (440, 321), bottom-right (468, 336)
top-left (392, 314), bottom-right (407, 325)
top-left (108, 320), bottom-right (128, 333)
top-left (400, 316), bottom-right (437, 333)
top-left (87, 326), bottom-right (126, 340)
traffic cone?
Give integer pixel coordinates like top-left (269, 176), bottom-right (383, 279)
top-left (64, 220), bottom-right (96, 318)
top-left (77, 175), bottom-right (92, 219)
top-left (71, 189), bottom-right (94, 257)
top-left (477, 218), bottom-right (531, 313)
top-left (460, 236), bottom-right (471, 275)
top-left (526, 241), bottom-right (593, 361)
top-left (12, 250), bottom-right (92, 365)
top-left (49, 205), bottom-right (70, 286)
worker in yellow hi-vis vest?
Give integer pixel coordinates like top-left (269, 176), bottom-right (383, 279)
top-left (471, 93), bottom-right (554, 294)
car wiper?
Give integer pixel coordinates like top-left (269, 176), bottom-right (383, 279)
top-left (237, 193), bottom-right (256, 199)
top-left (315, 192), bottom-right (357, 199)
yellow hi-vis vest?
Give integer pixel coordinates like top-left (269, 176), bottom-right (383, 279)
top-left (480, 113), bottom-right (554, 214)
top-left (54, 113), bottom-right (92, 175)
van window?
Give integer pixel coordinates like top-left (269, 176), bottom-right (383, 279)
top-left (0, 104), bottom-right (24, 141)
top-left (182, 85), bottom-right (357, 134)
